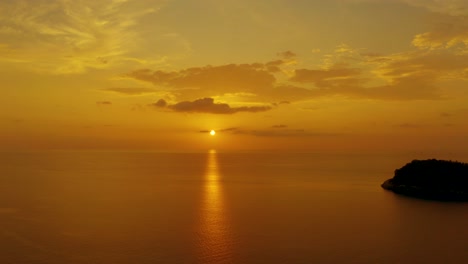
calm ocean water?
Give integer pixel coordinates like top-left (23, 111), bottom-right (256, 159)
top-left (0, 151), bottom-right (467, 264)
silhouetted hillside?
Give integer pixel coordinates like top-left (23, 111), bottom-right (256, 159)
top-left (382, 159), bottom-right (468, 201)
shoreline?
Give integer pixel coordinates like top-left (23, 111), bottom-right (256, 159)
top-left (381, 179), bottom-right (468, 202)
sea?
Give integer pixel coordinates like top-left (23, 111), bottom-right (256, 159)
top-left (0, 151), bottom-right (467, 264)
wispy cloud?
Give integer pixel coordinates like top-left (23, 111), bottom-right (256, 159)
top-left (290, 66), bottom-right (361, 86)
top-left (0, 0), bottom-right (165, 74)
top-left (102, 87), bottom-right (158, 95)
top-left (412, 14), bottom-right (468, 50)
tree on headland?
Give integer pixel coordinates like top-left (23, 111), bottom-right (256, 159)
top-left (382, 159), bottom-right (468, 201)
top-left (393, 159), bottom-right (468, 189)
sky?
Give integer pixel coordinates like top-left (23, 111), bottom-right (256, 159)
top-left (1, 0), bottom-right (468, 153)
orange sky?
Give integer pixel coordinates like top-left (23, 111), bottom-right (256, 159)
top-left (1, 0), bottom-right (467, 153)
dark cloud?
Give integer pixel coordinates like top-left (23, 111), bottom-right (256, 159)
top-left (277, 51), bottom-right (297, 59)
top-left (265, 60), bottom-right (284, 72)
top-left (103, 87), bottom-right (157, 95)
top-left (272, 100), bottom-right (291, 106)
top-left (220, 127), bottom-right (239, 132)
top-left (96, 101), bottom-right (112, 105)
top-left (231, 128), bottom-right (341, 137)
top-left (199, 127), bottom-right (239, 133)
top-left (151, 98), bottom-right (272, 114)
top-left (272, 124), bottom-right (287, 128)
top-left (154, 99), bottom-right (167, 107)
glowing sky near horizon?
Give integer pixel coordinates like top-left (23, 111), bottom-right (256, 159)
top-left (1, 0), bottom-right (468, 152)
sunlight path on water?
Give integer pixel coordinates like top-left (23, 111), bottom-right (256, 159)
top-left (197, 149), bottom-right (233, 263)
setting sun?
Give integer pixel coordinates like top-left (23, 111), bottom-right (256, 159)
top-left (210, 130), bottom-right (216, 136)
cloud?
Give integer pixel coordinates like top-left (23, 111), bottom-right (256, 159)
top-left (375, 50), bottom-right (468, 82)
top-left (126, 60), bottom-right (363, 103)
top-left (124, 40), bottom-right (468, 104)
top-left (0, 0), bottom-right (164, 74)
top-left (96, 101), bottom-right (112, 105)
top-left (154, 99), bottom-right (167, 107)
top-left (272, 100), bottom-right (292, 106)
top-left (277, 51), bottom-right (297, 59)
top-left (287, 51), bottom-right (443, 100)
top-left (200, 126), bottom-right (340, 137)
top-left (151, 98), bottom-right (272, 114)
top-left (242, 129), bottom-right (311, 137)
top-left (199, 127), bottom-right (239, 133)
top-left (128, 58), bottom-right (444, 102)
top-left (412, 15), bottom-right (468, 50)
top-left (219, 127), bottom-right (240, 132)
top-left (102, 87), bottom-right (158, 95)
top-left (272, 124), bottom-right (288, 128)
top-left (127, 63), bottom-right (277, 98)
top-left (126, 62), bottom-right (316, 102)
top-left (235, 128), bottom-right (341, 137)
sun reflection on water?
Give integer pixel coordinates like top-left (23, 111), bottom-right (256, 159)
top-left (197, 149), bottom-right (232, 263)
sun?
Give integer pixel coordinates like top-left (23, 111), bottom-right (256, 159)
top-left (210, 130), bottom-right (216, 136)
